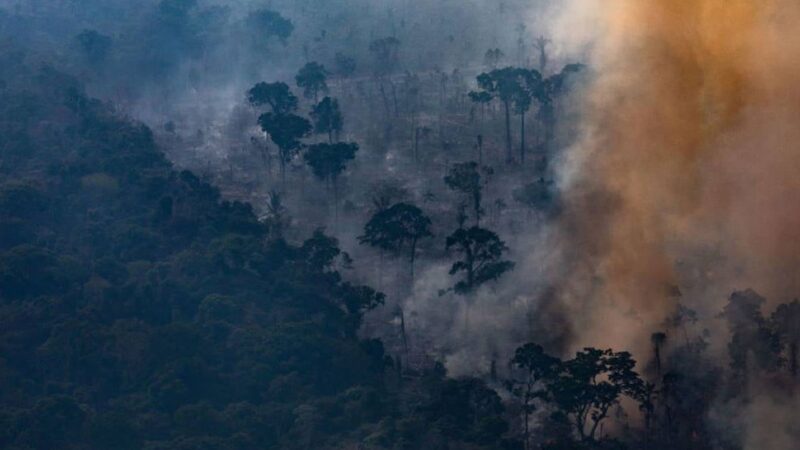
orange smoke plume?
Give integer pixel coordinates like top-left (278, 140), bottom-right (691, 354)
top-left (557, 0), bottom-right (800, 352)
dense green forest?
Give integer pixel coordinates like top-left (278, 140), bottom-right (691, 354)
top-left (0, 52), bottom-right (521, 450)
top-left (1, 1), bottom-right (799, 449)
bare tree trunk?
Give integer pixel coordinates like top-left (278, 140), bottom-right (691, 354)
top-left (414, 127), bottom-right (420, 164)
top-left (410, 238), bottom-right (417, 282)
top-left (390, 80), bottom-right (399, 117)
top-left (477, 134), bottom-right (484, 166)
top-left (378, 250), bottom-right (384, 291)
top-left (504, 101), bottom-right (513, 163)
top-left (399, 307), bottom-right (409, 365)
top-left (523, 385), bottom-right (531, 450)
top-left (280, 155), bottom-right (286, 189)
top-left (654, 343), bottom-right (662, 379)
top-left (473, 192), bottom-right (481, 227)
top-left (520, 110), bottom-right (526, 163)
top-left (332, 176), bottom-right (339, 232)
top-left (262, 132), bottom-right (273, 176)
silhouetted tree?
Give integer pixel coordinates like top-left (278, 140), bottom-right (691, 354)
top-left (510, 343), bottom-right (560, 450)
top-left (538, 64), bottom-right (586, 150)
top-left (474, 67), bottom-right (528, 163)
top-left (310, 97), bottom-right (343, 143)
top-left (424, 377), bottom-right (509, 445)
top-left (534, 36), bottom-right (551, 73)
top-left (468, 90), bottom-right (493, 126)
top-left (721, 289), bottom-right (781, 376)
top-left (369, 37), bottom-right (401, 116)
top-left (296, 62), bottom-right (329, 102)
top-left (248, 81), bottom-right (298, 114)
top-left (549, 348), bottom-right (643, 442)
top-left (304, 142), bottom-right (358, 222)
top-left (651, 332), bottom-right (667, 379)
top-left (359, 202), bottom-right (432, 280)
top-left (304, 142), bottom-right (358, 185)
top-left (369, 182), bottom-right (409, 213)
top-left (338, 282), bottom-right (386, 332)
top-left (445, 161), bottom-right (490, 226)
top-left (514, 69), bottom-right (543, 163)
top-left (634, 381), bottom-right (658, 440)
top-left (258, 112), bottom-right (311, 185)
top-left (445, 226), bottom-right (514, 295)
top-left (770, 299), bottom-right (800, 377)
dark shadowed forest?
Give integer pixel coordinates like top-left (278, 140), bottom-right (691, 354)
top-left (0, 1), bottom-right (799, 449)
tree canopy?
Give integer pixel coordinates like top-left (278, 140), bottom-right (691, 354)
top-left (246, 8), bottom-right (294, 44)
top-left (248, 81), bottom-right (299, 114)
top-left (303, 142), bottom-right (358, 183)
top-left (310, 97), bottom-right (343, 143)
top-left (445, 226), bottom-right (514, 295)
top-left (296, 62), bottom-right (329, 102)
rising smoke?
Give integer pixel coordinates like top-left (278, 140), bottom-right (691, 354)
top-left (544, 3), bottom-right (800, 447)
top-left (4, 1), bottom-right (797, 445)
top-left (549, 0), bottom-right (800, 353)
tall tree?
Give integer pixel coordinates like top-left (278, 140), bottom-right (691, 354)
top-left (445, 161), bottom-right (489, 226)
top-left (310, 97), bottom-right (343, 143)
top-left (248, 82), bottom-right (298, 114)
top-left (303, 142), bottom-right (358, 222)
top-left (258, 112), bottom-right (311, 185)
top-left (510, 343), bottom-right (560, 450)
top-left (533, 36), bottom-right (551, 73)
top-left (515, 69), bottom-right (543, 163)
top-left (509, 344), bottom-right (645, 444)
top-left (359, 202), bottom-right (432, 280)
top-left (651, 332), bottom-right (667, 379)
top-left (550, 348), bottom-right (643, 442)
top-left (473, 67), bottom-right (527, 163)
top-left (538, 64), bottom-right (586, 150)
top-left (770, 300), bottom-right (800, 377)
top-left (369, 37), bottom-right (401, 116)
top-left (248, 82), bottom-right (300, 182)
top-left (468, 91), bottom-right (493, 125)
top-left (296, 62), bottom-right (329, 102)
top-left (721, 289), bottom-right (781, 376)
top-left (445, 226), bottom-right (514, 295)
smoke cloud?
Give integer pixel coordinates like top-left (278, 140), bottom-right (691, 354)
top-left (550, 0), bottom-right (800, 354)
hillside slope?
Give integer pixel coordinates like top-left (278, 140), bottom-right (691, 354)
top-left (0, 50), bottom-right (513, 450)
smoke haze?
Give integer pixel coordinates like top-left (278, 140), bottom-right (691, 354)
top-left (549, 0), bottom-right (800, 352)
top-left (3, 1), bottom-right (800, 447)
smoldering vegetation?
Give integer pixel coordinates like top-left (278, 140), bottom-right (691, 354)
top-left (0, 0), bottom-right (798, 449)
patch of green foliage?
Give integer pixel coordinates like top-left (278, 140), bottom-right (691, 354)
top-left (0, 53), bottom-right (513, 450)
